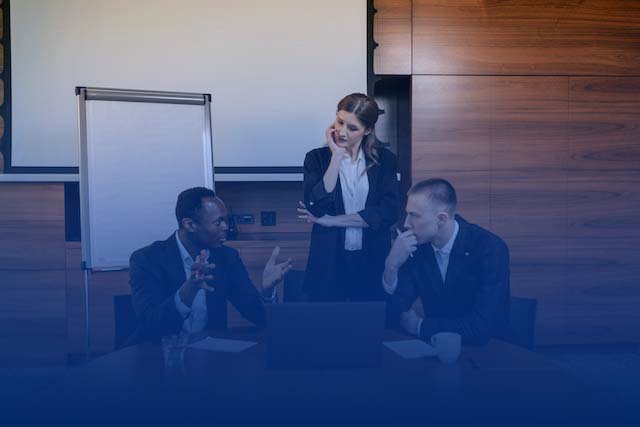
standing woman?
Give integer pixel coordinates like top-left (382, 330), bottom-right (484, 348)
top-left (298, 93), bottom-right (399, 302)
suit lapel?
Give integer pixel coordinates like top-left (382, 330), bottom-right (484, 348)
top-left (364, 155), bottom-right (379, 207)
top-left (444, 217), bottom-right (470, 293)
top-left (414, 245), bottom-right (445, 295)
top-left (164, 233), bottom-right (188, 292)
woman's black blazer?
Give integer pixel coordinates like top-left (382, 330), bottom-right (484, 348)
top-left (302, 146), bottom-right (399, 299)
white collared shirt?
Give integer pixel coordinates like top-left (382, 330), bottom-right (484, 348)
top-left (338, 148), bottom-right (369, 251)
top-left (174, 231), bottom-right (209, 334)
top-left (431, 220), bottom-right (459, 283)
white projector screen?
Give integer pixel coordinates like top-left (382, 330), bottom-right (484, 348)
top-left (10, 0), bottom-right (366, 170)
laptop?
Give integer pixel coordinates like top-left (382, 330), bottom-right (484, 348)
top-left (265, 302), bottom-right (386, 369)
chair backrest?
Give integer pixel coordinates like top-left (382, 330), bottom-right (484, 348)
top-left (505, 296), bottom-right (538, 350)
top-left (113, 294), bottom-right (137, 350)
top-left (283, 269), bottom-right (307, 302)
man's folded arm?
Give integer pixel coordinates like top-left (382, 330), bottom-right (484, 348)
top-left (388, 264), bottom-right (419, 327)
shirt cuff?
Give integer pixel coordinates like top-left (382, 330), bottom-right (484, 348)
top-left (262, 286), bottom-right (277, 304)
top-left (174, 290), bottom-right (192, 319)
top-left (382, 274), bottom-right (398, 295)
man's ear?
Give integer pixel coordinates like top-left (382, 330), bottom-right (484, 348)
top-left (437, 212), bottom-right (449, 224)
top-left (181, 218), bottom-right (196, 232)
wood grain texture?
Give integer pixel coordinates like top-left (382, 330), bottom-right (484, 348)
top-left (507, 237), bottom-right (568, 345)
top-left (412, 74), bottom-right (640, 344)
top-left (374, 0), bottom-right (412, 75)
top-left (216, 182), bottom-right (311, 237)
top-left (491, 77), bottom-right (568, 240)
top-left (565, 78), bottom-right (640, 341)
top-left (0, 184), bottom-right (68, 365)
top-left (569, 77), bottom-right (640, 172)
top-left (565, 237), bottom-right (640, 344)
top-left (412, 0), bottom-right (640, 75)
top-left (491, 172), bottom-right (567, 239)
top-left (412, 75), bottom-right (492, 224)
top-left (567, 171), bottom-right (640, 240)
top-left (492, 77), bottom-right (568, 171)
top-left (0, 184), bottom-right (66, 270)
top-left (87, 269), bottom-right (130, 353)
top-left (0, 270), bottom-right (67, 366)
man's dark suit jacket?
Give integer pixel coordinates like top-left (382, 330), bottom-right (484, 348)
top-left (302, 146), bottom-right (399, 301)
top-left (128, 234), bottom-right (265, 342)
top-left (390, 215), bottom-right (510, 345)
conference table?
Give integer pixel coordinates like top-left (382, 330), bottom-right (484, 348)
top-left (10, 328), bottom-right (635, 425)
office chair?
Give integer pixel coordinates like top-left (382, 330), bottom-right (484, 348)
top-left (283, 270), bottom-right (308, 302)
top-left (113, 294), bottom-right (137, 350)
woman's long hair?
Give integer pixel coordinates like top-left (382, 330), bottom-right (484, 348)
top-left (336, 93), bottom-right (381, 171)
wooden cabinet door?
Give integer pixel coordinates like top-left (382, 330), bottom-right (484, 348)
top-left (374, 0), bottom-right (412, 75)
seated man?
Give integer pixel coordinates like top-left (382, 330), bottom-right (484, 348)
top-left (129, 187), bottom-right (292, 342)
top-left (383, 178), bottom-right (510, 345)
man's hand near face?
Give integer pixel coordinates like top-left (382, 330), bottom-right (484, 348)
top-left (178, 249), bottom-right (216, 307)
top-left (382, 230), bottom-right (418, 294)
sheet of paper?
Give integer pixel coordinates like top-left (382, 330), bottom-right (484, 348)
top-left (189, 337), bottom-right (256, 353)
top-left (384, 339), bottom-right (437, 359)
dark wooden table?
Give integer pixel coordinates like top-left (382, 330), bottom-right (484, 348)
top-left (7, 329), bottom-right (635, 425)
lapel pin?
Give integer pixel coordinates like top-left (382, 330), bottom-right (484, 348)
top-left (465, 252), bottom-right (470, 256)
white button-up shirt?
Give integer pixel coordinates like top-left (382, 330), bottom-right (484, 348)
top-left (338, 148), bottom-right (369, 251)
top-left (174, 231), bottom-right (209, 334)
top-left (431, 220), bottom-right (459, 283)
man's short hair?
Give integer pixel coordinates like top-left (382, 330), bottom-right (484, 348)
top-left (175, 187), bottom-right (217, 227)
top-left (408, 178), bottom-right (457, 214)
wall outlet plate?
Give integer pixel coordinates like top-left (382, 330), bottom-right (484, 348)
top-left (233, 214), bottom-right (254, 224)
top-left (260, 211), bottom-right (277, 226)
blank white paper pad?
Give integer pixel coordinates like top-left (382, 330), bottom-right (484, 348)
top-left (384, 340), bottom-right (437, 359)
top-left (189, 337), bottom-right (256, 353)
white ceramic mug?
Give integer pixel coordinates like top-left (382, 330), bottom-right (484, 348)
top-left (430, 332), bottom-right (462, 364)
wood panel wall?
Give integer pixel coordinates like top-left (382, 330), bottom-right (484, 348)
top-left (0, 183), bottom-right (67, 366)
top-left (412, 76), bottom-right (570, 343)
top-left (412, 0), bottom-right (640, 75)
top-left (373, 0), bottom-right (640, 344)
top-left (566, 77), bottom-right (640, 343)
top-left (373, 0), bottom-right (412, 75)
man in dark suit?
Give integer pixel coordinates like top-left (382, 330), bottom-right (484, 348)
top-left (129, 187), bottom-right (292, 342)
top-left (383, 179), bottom-right (510, 345)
